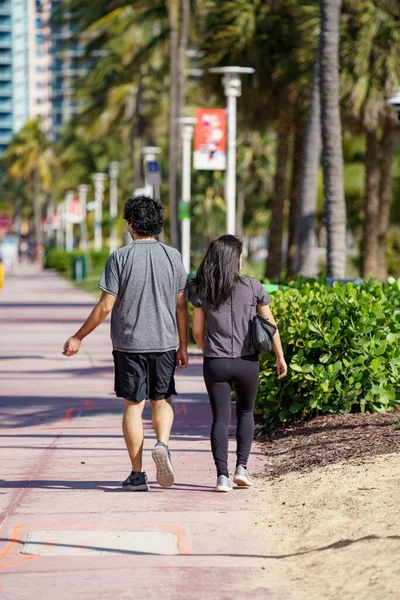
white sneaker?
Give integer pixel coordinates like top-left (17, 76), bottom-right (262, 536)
top-left (216, 475), bottom-right (233, 492)
top-left (233, 465), bottom-right (253, 487)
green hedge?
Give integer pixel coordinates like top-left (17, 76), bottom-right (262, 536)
top-left (257, 278), bottom-right (400, 430)
top-left (44, 248), bottom-right (110, 272)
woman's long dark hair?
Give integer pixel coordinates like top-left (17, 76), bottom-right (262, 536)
top-left (193, 235), bottom-right (243, 309)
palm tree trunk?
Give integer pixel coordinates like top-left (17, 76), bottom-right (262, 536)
top-left (176, 0), bottom-right (190, 250)
top-left (33, 172), bottom-right (43, 246)
top-left (167, 0), bottom-right (180, 248)
top-left (378, 116), bottom-right (395, 281)
top-left (287, 122), bottom-right (305, 278)
top-left (296, 58), bottom-right (321, 278)
top-left (265, 107), bottom-right (293, 280)
top-left (319, 0), bottom-right (346, 279)
top-left (236, 189), bottom-right (245, 239)
top-left (362, 130), bottom-right (380, 278)
top-left (178, 0), bottom-right (190, 119)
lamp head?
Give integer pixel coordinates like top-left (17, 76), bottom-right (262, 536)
top-left (388, 88), bottom-right (400, 121)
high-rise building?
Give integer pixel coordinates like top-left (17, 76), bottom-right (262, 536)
top-left (0, 0), bottom-right (14, 154)
top-left (31, 0), bottom-right (52, 133)
top-left (0, 0), bottom-right (87, 155)
top-left (0, 0), bottom-right (52, 155)
top-left (50, 0), bottom-right (94, 138)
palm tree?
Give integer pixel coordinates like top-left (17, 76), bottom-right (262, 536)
top-left (1, 119), bottom-right (57, 244)
top-left (287, 119), bottom-right (306, 278)
top-left (340, 0), bottom-right (400, 280)
top-left (319, 0), bottom-right (346, 278)
top-left (378, 112), bottom-right (397, 280)
top-left (266, 106), bottom-right (293, 280)
top-left (167, 0), bottom-right (180, 249)
top-left (295, 57), bottom-right (321, 278)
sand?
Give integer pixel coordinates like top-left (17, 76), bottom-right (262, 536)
top-left (252, 452), bottom-right (400, 599)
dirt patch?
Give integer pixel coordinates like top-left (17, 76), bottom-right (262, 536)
top-left (259, 409), bottom-right (400, 477)
top-left (252, 411), bottom-right (400, 599)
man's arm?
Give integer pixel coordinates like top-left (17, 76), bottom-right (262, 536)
top-left (62, 291), bottom-right (117, 357)
top-left (176, 290), bottom-right (189, 371)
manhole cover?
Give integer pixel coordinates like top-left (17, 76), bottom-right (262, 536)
top-left (21, 530), bottom-right (180, 556)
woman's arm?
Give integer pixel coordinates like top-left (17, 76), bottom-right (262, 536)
top-left (192, 307), bottom-right (206, 352)
top-left (257, 304), bottom-right (287, 379)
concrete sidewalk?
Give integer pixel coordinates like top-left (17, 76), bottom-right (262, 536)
top-left (0, 264), bottom-right (285, 599)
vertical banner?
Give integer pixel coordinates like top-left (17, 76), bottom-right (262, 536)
top-left (194, 108), bottom-right (226, 170)
top-left (69, 198), bottom-right (82, 223)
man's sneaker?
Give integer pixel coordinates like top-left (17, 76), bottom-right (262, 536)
top-left (233, 465), bottom-right (253, 487)
top-left (122, 471), bottom-right (150, 491)
top-left (151, 440), bottom-right (175, 487)
top-left (216, 475), bottom-right (233, 492)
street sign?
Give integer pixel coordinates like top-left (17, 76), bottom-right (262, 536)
top-left (0, 213), bottom-right (13, 232)
top-left (147, 160), bottom-right (161, 186)
top-left (194, 108), bottom-right (226, 170)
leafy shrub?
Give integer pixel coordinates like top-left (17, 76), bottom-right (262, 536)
top-left (44, 249), bottom-right (70, 272)
top-left (90, 249), bottom-right (110, 269)
top-left (256, 279), bottom-right (400, 430)
top-left (44, 248), bottom-right (110, 272)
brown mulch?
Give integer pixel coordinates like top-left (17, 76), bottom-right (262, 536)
top-left (259, 409), bottom-right (400, 478)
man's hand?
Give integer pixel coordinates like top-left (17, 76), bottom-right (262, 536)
top-left (63, 336), bottom-right (82, 357)
top-left (276, 356), bottom-right (288, 379)
top-left (176, 346), bottom-right (189, 371)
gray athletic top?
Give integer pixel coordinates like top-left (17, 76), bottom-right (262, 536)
top-left (190, 276), bottom-right (271, 358)
top-left (99, 240), bottom-right (187, 353)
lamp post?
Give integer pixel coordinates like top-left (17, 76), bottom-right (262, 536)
top-left (56, 202), bottom-right (64, 249)
top-left (65, 190), bottom-right (74, 252)
top-left (209, 66), bottom-right (255, 235)
top-left (78, 184), bottom-right (89, 252)
top-left (92, 173), bottom-right (107, 252)
top-left (178, 117), bottom-right (196, 273)
top-left (388, 88), bottom-right (400, 119)
top-left (108, 162), bottom-right (120, 254)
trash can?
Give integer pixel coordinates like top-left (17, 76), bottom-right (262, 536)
top-left (72, 256), bottom-right (87, 283)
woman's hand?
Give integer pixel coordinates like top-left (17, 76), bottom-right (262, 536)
top-left (276, 356), bottom-right (287, 379)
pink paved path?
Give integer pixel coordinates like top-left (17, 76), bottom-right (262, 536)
top-left (0, 264), bottom-right (285, 599)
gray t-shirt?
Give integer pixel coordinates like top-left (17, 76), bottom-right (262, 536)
top-left (190, 276), bottom-right (271, 358)
top-left (99, 240), bottom-right (187, 353)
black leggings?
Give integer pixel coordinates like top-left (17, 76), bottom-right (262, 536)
top-left (203, 355), bottom-right (259, 477)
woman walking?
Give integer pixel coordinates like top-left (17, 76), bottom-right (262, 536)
top-left (190, 235), bottom-right (287, 492)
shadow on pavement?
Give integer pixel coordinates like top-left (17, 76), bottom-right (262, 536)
top-left (1, 533), bottom-right (398, 559)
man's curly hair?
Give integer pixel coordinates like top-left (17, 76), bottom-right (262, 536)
top-left (123, 195), bottom-right (164, 237)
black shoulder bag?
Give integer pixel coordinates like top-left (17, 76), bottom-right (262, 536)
top-left (248, 278), bottom-right (277, 355)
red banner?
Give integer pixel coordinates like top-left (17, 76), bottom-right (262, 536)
top-left (0, 213), bottom-right (12, 232)
top-left (194, 108), bottom-right (226, 170)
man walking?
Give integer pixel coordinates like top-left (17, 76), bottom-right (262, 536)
top-left (62, 195), bottom-right (189, 491)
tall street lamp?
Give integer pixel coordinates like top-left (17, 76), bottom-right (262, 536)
top-left (78, 184), bottom-right (89, 252)
top-left (388, 88), bottom-right (400, 119)
top-left (92, 173), bottom-right (107, 252)
top-left (108, 162), bottom-right (120, 254)
top-left (65, 190), bottom-right (74, 252)
top-left (209, 66), bottom-right (255, 235)
top-left (178, 117), bottom-right (196, 273)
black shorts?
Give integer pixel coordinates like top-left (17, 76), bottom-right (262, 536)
top-left (112, 350), bottom-right (177, 403)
